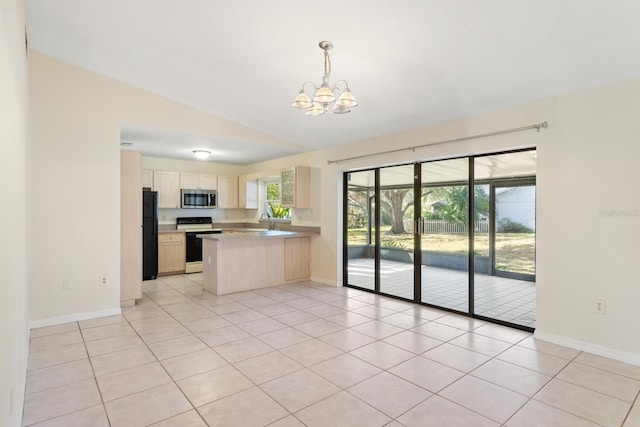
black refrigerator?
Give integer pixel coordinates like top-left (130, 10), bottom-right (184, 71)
top-left (142, 190), bottom-right (158, 280)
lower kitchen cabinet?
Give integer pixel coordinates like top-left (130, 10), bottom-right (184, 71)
top-left (284, 237), bottom-right (310, 281)
top-left (158, 232), bottom-right (185, 275)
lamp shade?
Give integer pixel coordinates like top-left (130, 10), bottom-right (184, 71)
top-left (305, 102), bottom-right (325, 116)
top-left (313, 84), bottom-right (336, 103)
top-left (292, 91), bottom-right (313, 109)
top-left (331, 104), bottom-right (351, 114)
top-left (336, 88), bottom-right (358, 108)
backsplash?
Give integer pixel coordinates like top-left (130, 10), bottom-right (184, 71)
top-left (157, 208), bottom-right (256, 225)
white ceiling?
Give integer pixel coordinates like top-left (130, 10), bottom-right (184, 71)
top-left (26, 1), bottom-right (640, 164)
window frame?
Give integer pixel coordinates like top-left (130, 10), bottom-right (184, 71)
top-left (259, 177), bottom-right (292, 221)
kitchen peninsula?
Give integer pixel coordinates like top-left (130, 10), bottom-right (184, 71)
top-left (200, 230), bottom-right (310, 295)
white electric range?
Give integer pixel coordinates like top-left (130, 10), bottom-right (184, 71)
top-left (176, 217), bottom-right (221, 273)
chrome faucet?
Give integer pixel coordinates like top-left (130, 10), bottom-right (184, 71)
top-left (260, 212), bottom-right (276, 230)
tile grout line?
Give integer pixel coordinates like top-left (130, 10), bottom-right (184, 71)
top-left (127, 276), bottom-right (223, 426)
top-left (621, 390), bottom-right (640, 426)
top-left (76, 321), bottom-right (114, 427)
top-left (28, 274), bottom-right (638, 426)
top-left (22, 322), bottom-right (106, 427)
top-left (165, 276), bottom-right (317, 426)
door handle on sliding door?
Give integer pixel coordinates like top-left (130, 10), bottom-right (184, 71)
top-left (415, 219), bottom-right (422, 236)
top-left (415, 218), bottom-right (425, 236)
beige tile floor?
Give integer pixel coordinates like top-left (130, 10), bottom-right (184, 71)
top-left (23, 274), bottom-right (640, 426)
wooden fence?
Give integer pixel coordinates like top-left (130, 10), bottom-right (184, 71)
top-left (402, 219), bottom-right (489, 234)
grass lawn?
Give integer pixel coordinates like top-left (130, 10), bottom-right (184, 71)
top-left (348, 227), bottom-right (535, 275)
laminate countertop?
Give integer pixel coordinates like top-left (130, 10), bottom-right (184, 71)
top-left (198, 229), bottom-right (309, 241)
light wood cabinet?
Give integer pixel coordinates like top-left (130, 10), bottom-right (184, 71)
top-left (280, 166), bottom-right (310, 208)
top-left (120, 151), bottom-right (143, 306)
top-left (238, 176), bottom-right (258, 209)
top-left (141, 169), bottom-right (153, 189)
top-left (180, 173), bottom-right (217, 190)
top-left (284, 237), bottom-right (310, 281)
top-left (203, 235), bottom-right (310, 295)
top-left (158, 232), bottom-right (185, 275)
top-left (153, 171), bottom-right (181, 208)
top-left (217, 175), bottom-right (239, 208)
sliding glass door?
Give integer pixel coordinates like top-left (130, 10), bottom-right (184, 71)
top-left (345, 170), bottom-right (376, 291)
top-left (474, 151), bottom-right (537, 328)
top-left (343, 149), bottom-right (537, 330)
top-left (420, 158), bottom-right (469, 313)
top-left (379, 165), bottom-right (416, 300)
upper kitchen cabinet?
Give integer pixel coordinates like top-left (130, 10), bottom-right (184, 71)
top-left (239, 176), bottom-right (258, 209)
top-left (141, 169), bottom-right (153, 190)
top-left (180, 173), bottom-right (217, 190)
top-left (280, 166), bottom-right (310, 208)
top-left (217, 175), bottom-right (239, 208)
top-left (153, 170), bottom-right (181, 208)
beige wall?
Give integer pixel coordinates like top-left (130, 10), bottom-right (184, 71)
top-left (245, 78), bottom-right (640, 363)
top-left (1, 0), bottom-right (29, 425)
top-left (28, 52), bottom-right (295, 325)
top-left (28, 49), bottom-right (640, 365)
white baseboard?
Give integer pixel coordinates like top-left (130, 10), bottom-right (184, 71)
top-left (310, 276), bottom-right (339, 287)
top-left (30, 307), bottom-right (122, 329)
top-left (534, 330), bottom-right (640, 367)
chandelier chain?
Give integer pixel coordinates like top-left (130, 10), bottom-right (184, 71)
top-left (323, 48), bottom-right (332, 84)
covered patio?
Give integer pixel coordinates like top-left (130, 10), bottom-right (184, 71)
top-left (347, 258), bottom-right (536, 328)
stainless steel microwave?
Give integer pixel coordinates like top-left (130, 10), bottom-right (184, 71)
top-left (181, 189), bottom-right (217, 209)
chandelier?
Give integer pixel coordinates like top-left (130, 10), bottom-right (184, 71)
top-left (291, 41), bottom-right (358, 116)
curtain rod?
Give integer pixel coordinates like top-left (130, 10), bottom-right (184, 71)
top-left (327, 121), bottom-right (548, 165)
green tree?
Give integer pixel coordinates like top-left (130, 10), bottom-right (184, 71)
top-left (428, 186), bottom-right (489, 224)
top-left (347, 189), bottom-right (372, 229)
top-left (267, 202), bottom-right (290, 218)
top-left (380, 188), bottom-right (435, 234)
top-left (265, 182), bottom-right (290, 218)
top-left (266, 182), bottom-right (280, 200)
top-left (381, 189), bottom-right (412, 234)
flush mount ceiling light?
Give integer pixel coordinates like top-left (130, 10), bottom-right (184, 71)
top-left (192, 150), bottom-right (211, 160)
top-left (292, 41), bottom-right (358, 116)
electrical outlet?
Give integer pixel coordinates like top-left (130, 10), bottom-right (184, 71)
top-left (63, 279), bottom-right (72, 290)
top-left (594, 298), bottom-right (606, 314)
top-left (99, 276), bottom-right (108, 287)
